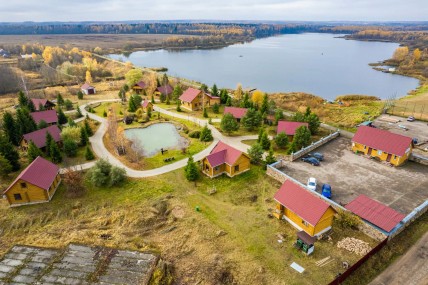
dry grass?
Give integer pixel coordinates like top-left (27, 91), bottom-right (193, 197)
top-left (0, 166), bottom-right (378, 285)
top-left (388, 84), bottom-right (428, 121)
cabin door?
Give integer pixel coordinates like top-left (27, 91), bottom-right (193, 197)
top-left (368, 148), bottom-right (373, 155)
top-left (386, 154), bottom-right (392, 162)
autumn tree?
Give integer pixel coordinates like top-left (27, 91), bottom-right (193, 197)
top-left (146, 72), bottom-right (158, 96)
top-left (62, 168), bottom-right (86, 197)
top-left (85, 70), bottom-right (92, 83)
top-left (125, 69), bottom-right (143, 88)
top-left (413, 48), bottom-right (421, 61)
top-left (251, 90), bottom-right (264, 108)
top-left (392, 46), bottom-right (409, 62)
top-left (234, 83), bottom-right (243, 102)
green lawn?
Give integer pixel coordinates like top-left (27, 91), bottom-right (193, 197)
top-left (156, 102), bottom-right (224, 120)
top-left (92, 102), bottom-right (126, 118)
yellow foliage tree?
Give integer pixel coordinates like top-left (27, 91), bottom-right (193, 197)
top-left (234, 83), bottom-right (243, 101)
top-left (42, 46), bottom-right (54, 65)
top-left (251, 90), bottom-right (264, 106)
top-left (413, 48), bottom-right (421, 61)
top-left (86, 70), bottom-right (92, 83)
top-left (392, 46), bottom-right (409, 62)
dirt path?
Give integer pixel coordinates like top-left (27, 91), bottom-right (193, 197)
top-left (370, 231), bottom-right (428, 285)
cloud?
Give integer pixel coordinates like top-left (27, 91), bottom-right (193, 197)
top-left (0, 0), bottom-right (426, 22)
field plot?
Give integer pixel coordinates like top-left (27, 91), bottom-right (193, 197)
top-left (281, 137), bottom-right (428, 214)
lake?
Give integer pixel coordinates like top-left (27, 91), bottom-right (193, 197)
top-left (110, 33), bottom-right (419, 100)
top-left (125, 123), bottom-right (188, 157)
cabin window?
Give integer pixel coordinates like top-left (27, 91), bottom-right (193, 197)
top-left (302, 220), bottom-right (309, 227)
top-left (20, 182), bottom-right (27, 188)
top-left (394, 155), bottom-right (397, 159)
top-left (214, 166), bottom-right (219, 171)
top-left (377, 150), bottom-right (382, 155)
top-left (364, 146), bottom-right (366, 149)
top-left (14, 194), bottom-right (22, 201)
top-left (234, 165), bottom-right (239, 172)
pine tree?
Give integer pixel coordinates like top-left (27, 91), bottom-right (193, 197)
top-left (85, 146), bottom-right (95, 160)
top-left (57, 108), bottom-right (67, 124)
top-left (50, 141), bottom-right (62, 163)
top-left (128, 97), bottom-right (137, 112)
top-left (185, 156), bottom-right (199, 186)
top-left (275, 132), bottom-right (289, 149)
top-left (260, 131), bottom-right (271, 150)
top-left (293, 126), bottom-right (312, 150)
top-left (0, 154), bottom-right (12, 177)
top-left (80, 127), bottom-right (88, 146)
top-left (211, 84), bottom-right (219, 97)
top-left (241, 108), bottom-right (262, 131)
top-left (203, 108), bottom-right (208, 118)
top-left (27, 141), bottom-right (43, 162)
top-left (63, 138), bottom-right (78, 157)
top-left (151, 95), bottom-right (155, 104)
top-left (45, 132), bottom-right (54, 157)
top-left (103, 109), bottom-right (107, 117)
top-left (38, 103), bottom-right (45, 111)
top-left (84, 120), bottom-right (93, 136)
top-left (172, 85), bottom-right (183, 101)
top-left (0, 134), bottom-right (20, 171)
top-left (18, 91), bottom-right (28, 107)
top-left (248, 143), bottom-right (263, 164)
top-left (220, 89), bottom-right (229, 104)
top-left (199, 125), bottom-right (213, 142)
top-left (64, 99), bottom-right (73, 110)
top-left (176, 100), bottom-right (182, 112)
top-left (265, 147), bottom-right (276, 165)
top-left (261, 93), bottom-right (269, 114)
top-left (2, 112), bottom-right (18, 145)
top-left (220, 113), bottom-right (239, 135)
top-left (226, 96), bottom-right (232, 106)
top-left (57, 93), bottom-right (64, 106)
top-left (76, 106), bottom-right (83, 118)
top-left (213, 103), bottom-right (220, 114)
top-left (77, 90), bottom-right (84, 100)
top-left (27, 99), bottom-right (36, 112)
top-left (16, 108), bottom-right (37, 135)
top-left (38, 120), bottom-right (49, 129)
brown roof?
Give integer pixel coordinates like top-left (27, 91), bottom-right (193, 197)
top-left (352, 126), bottom-right (413, 157)
top-left (30, 110), bottom-right (58, 124)
top-left (23, 125), bottom-right (61, 148)
top-left (274, 180), bottom-right (335, 226)
top-left (81, 83), bottom-right (95, 90)
top-left (205, 141), bottom-right (246, 167)
top-left (277, 121), bottom-right (309, 135)
top-left (179, 87), bottom-right (202, 103)
top-left (3, 156), bottom-right (59, 194)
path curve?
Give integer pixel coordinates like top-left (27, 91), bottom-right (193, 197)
top-left (64, 100), bottom-right (255, 178)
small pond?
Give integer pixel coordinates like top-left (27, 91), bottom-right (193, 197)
top-left (125, 123), bottom-right (188, 157)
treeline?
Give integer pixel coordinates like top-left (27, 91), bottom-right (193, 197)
top-left (346, 30), bottom-right (428, 50)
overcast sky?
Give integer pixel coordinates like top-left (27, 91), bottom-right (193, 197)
top-left (1, 0), bottom-right (427, 22)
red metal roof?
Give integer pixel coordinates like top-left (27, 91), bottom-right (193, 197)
top-left (30, 110), bottom-right (58, 124)
top-left (277, 121), bottom-right (309, 135)
top-left (224, 107), bottom-right (248, 119)
top-left (205, 93), bottom-right (220, 100)
top-left (156, 84), bottom-right (173, 95)
top-left (141, 100), bottom-right (152, 108)
top-left (23, 125), bottom-right (61, 148)
top-left (274, 180), bottom-right (333, 226)
top-left (81, 83), bottom-right (95, 90)
top-left (345, 194), bottom-right (405, 232)
top-left (352, 126), bottom-right (412, 157)
top-left (31, 98), bottom-right (50, 111)
top-left (4, 156), bottom-right (59, 194)
top-left (134, 80), bottom-right (146, 89)
top-left (206, 141), bottom-right (244, 167)
top-left (179, 87), bottom-right (201, 103)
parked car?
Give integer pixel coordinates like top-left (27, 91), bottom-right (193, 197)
top-left (321, 184), bottom-right (332, 198)
top-left (407, 116), bottom-right (415, 122)
top-left (307, 177), bottom-right (317, 191)
top-left (398, 124), bottom-right (408, 131)
top-left (308, 152), bottom-right (324, 161)
top-left (301, 157), bottom-right (320, 166)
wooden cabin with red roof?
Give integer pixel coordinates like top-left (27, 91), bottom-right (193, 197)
top-left (179, 87), bottom-right (220, 111)
top-left (132, 80), bottom-right (147, 94)
top-left (345, 194), bottom-right (405, 235)
top-left (20, 125), bottom-right (62, 150)
top-left (31, 98), bottom-right (56, 111)
top-left (3, 156), bottom-right (61, 207)
top-left (141, 99), bottom-right (153, 112)
top-left (224, 107), bottom-right (247, 122)
top-left (351, 126), bottom-right (413, 166)
top-left (155, 84), bottom-right (173, 97)
top-left (274, 180), bottom-right (337, 236)
top-left (277, 121), bottom-right (309, 141)
top-left (202, 141), bottom-right (250, 178)
top-left (30, 110), bottom-right (58, 126)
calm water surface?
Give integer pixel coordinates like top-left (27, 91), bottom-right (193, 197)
top-left (125, 123), bottom-right (187, 157)
top-left (110, 33), bottom-right (419, 100)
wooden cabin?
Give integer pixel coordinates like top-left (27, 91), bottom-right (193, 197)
top-left (21, 125), bottom-right (61, 150)
top-left (202, 141), bottom-right (250, 178)
top-left (3, 156), bottom-right (61, 207)
top-left (81, 83), bottom-right (96, 95)
top-left (352, 126), bottom-right (413, 166)
top-left (179, 87), bottom-right (220, 111)
top-left (277, 121), bottom-right (309, 141)
top-left (132, 80), bottom-right (147, 94)
top-left (31, 98), bottom-right (56, 111)
top-left (30, 110), bottom-right (58, 126)
top-left (155, 85), bottom-right (173, 97)
top-left (274, 180), bottom-right (336, 237)
top-left (141, 100), bottom-right (153, 112)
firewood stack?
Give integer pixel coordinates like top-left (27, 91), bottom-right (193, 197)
top-left (337, 237), bottom-right (372, 256)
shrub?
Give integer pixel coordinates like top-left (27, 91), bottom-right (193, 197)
top-left (85, 146), bottom-right (95, 160)
top-left (248, 143), bottom-right (264, 164)
top-left (110, 166), bottom-right (126, 186)
top-left (87, 159), bottom-right (127, 187)
top-left (188, 130), bottom-right (201, 138)
top-left (63, 138), bottom-right (78, 157)
top-left (61, 126), bottom-right (81, 144)
top-left (199, 125), bottom-right (213, 142)
top-left (335, 210), bottom-right (362, 229)
top-left (275, 132), bottom-right (289, 149)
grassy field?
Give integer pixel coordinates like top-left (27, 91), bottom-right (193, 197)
top-left (387, 84), bottom-right (428, 121)
top-left (0, 166), bottom-right (377, 284)
top-left (156, 102), bottom-right (225, 120)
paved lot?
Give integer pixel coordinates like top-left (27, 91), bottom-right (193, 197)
top-left (374, 114), bottom-right (428, 142)
top-left (281, 137), bottom-right (428, 214)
